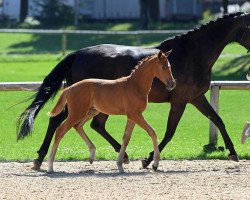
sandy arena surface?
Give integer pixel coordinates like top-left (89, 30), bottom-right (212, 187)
top-left (0, 159), bottom-right (250, 200)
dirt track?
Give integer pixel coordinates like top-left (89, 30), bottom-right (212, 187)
top-left (0, 160), bottom-right (250, 200)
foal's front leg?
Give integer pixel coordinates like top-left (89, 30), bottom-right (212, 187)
top-left (117, 119), bottom-right (135, 173)
top-left (91, 113), bottom-right (130, 164)
top-left (129, 113), bottom-right (160, 171)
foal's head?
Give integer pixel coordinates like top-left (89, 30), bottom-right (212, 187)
top-left (153, 50), bottom-right (176, 91)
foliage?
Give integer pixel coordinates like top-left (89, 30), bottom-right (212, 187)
top-left (32, 0), bottom-right (74, 26)
top-left (200, 10), bottom-right (215, 24)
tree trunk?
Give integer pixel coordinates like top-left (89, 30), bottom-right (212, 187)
top-left (20, 0), bottom-right (29, 22)
top-left (149, 0), bottom-right (159, 21)
top-left (222, 0), bottom-right (228, 15)
top-left (74, 0), bottom-right (79, 26)
top-left (139, 0), bottom-right (149, 29)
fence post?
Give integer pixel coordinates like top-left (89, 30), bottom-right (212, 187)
top-left (136, 33), bottom-right (141, 46)
top-left (209, 85), bottom-right (219, 145)
top-left (203, 85), bottom-right (219, 152)
top-left (62, 32), bottom-right (67, 56)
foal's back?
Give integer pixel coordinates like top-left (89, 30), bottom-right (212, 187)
top-left (67, 77), bottom-right (132, 116)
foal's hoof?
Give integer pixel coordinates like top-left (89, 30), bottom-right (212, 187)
top-left (228, 154), bottom-right (239, 162)
top-left (123, 157), bottom-right (130, 164)
top-left (152, 164), bottom-right (158, 171)
top-left (31, 159), bottom-right (41, 170)
top-left (141, 158), bottom-right (149, 169)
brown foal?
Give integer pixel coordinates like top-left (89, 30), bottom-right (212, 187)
top-left (47, 50), bottom-right (175, 173)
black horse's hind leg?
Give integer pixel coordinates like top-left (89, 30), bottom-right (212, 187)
top-left (191, 95), bottom-right (238, 161)
top-left (142, 102), bottom-right (187, 168)
top-left (90, 113), bottom-right (129, 162)
top-left (33, 108), bottom-right (68, 170)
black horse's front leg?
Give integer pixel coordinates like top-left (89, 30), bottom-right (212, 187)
top-left (191, 95), bottom-right (238, 161)
top-left (142, 102), bottom-right (187, 168)
top-left (33, 109), bottom-right (68, 170)
top-left (90, 113), bottom-right (129, 163)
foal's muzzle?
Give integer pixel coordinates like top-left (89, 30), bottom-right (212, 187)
top-left (166, 79), bottom-right (176, 91)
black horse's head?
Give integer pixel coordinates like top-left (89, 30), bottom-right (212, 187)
top-left (236, 13), bottom-right (250, 52)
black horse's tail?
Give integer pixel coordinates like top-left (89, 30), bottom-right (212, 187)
top-left (16, 52), bottom-right (76, 140)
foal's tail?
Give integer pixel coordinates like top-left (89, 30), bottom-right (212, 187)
top-left (48, 89), bottom-right (69, 117)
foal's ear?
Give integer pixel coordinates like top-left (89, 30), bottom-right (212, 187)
top-left (164, 49), bottom-right (172, 57)
top-left (157, 51), bottom-right (163, 59)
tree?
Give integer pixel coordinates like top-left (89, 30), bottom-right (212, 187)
top-left (74, 0), bottom-right (79, 26)
top-left (149, 0), bottom-right (159, 21)
top-left (139, 0), bottom-right (149, 29)
top-left (33, 0), bottom-right (74, 26)
top-left (139, 0), bottom-right (159, 29)
top-left (20, 0), bottom-right (28, 22)
top-left (222, 0), bottom-right (229, 15)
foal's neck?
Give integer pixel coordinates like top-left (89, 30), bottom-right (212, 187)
top-left (129, 61), bottom-right (156, 96)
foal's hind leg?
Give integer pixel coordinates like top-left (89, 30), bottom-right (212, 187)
top-left (33, 108), bottom-right (68, 170)
top-left (47, 118), bottom-right (74, 173)
top-left (74, 109), bottom-right (99, 164)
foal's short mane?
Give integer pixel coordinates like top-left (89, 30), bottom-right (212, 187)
top-left (159, 12), bottom-right (244, 46)
top-left (130, 53), bottom-right (158, 74)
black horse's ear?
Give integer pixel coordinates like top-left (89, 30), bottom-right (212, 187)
top-left (165, 49), bottom-right (172, 57)
top-left (157, 51), bottom-right (163, 59)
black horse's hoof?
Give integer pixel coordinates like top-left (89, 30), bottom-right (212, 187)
top-left (203, 143), bottom-right (217, 153)
top-left (152, 164), bottom-right (158, 171)
top-left (32, 159), bottom-right (41, 170)
top-left (141, 158), bottom-right (149, 169)
top-left (218, 146), bottom-right (225, 152)
top-left (228, 154), bottom-right (239, 162)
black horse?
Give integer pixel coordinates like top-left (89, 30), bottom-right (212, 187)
top-left (17, 13), bottom-right (250, 170)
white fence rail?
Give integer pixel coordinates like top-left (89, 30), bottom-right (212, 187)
top-left (1, 81), bottom-right (250, 146)
top-left (0, 29), bottom-right (186, 55)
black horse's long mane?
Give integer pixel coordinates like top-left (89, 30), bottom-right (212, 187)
top-left (159, 12), bottom-right (245, 46)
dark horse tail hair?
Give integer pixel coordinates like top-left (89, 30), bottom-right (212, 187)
top-left (16, 52), bottom-right (76, 140)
